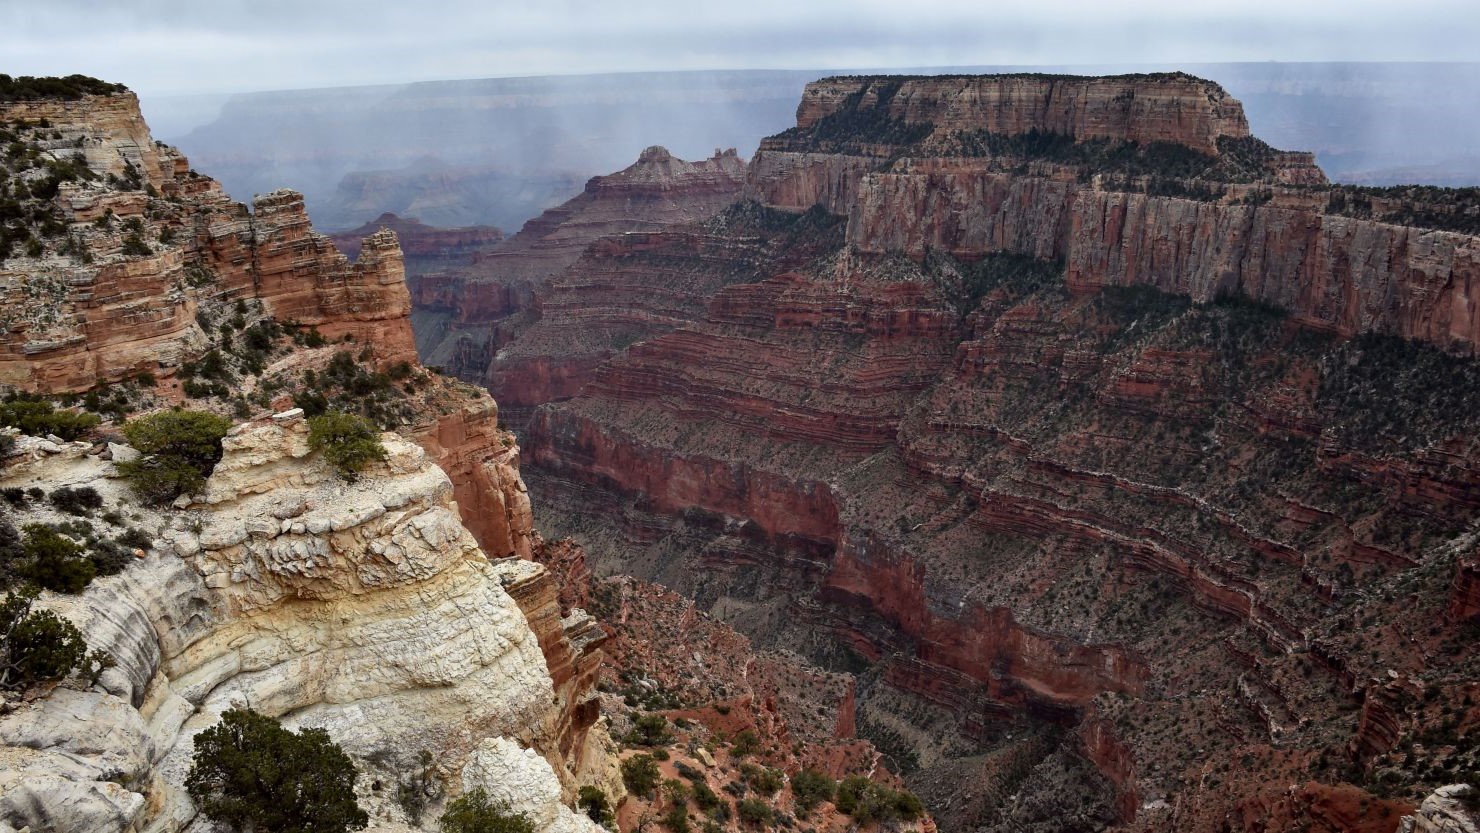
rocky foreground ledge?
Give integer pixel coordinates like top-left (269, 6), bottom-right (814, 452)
top-left (0, 410), bottom-right (616, 833)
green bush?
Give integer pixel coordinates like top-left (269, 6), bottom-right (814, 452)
top-left (118, 410), bottom-right (231, 504)
top-left (439, 788), bottom-right (535, 833)
top-left (661, 803), bottom-right (690, 833)
top-left (186, 708), bottom-right (368, 833)
top-left (21, 524), bottom-right (94, 593)
top-left (621, 754), bottom-right (662, 798)
top-left (0, 398), bottom-right (100, 439)
top-left (120, 233), bottom-right (151, 257)
top-left (626, 713), bottom-right (673, 747)
top-left (789, 770), bottom-right (835, 814)
top-left (729, 730), bottom-right (760, 758)
top-left (740, 764), bottom-right (783, 797)
top-left (577, 786), bottom-right (614, 828)
top-left (0, 585), bottom-right (89, 690)
top-left (307, 411), bottom-right (388, 480)
top-left (396, 750), bottom-right (440, 826)
top-left (691, 781), bottom-right (722, 814)
top-left (834, 776), bottom-right (923, 824)
top-left (735, 798), bottom-right (771, 827)
top-left (49, 486), bottom-right (102, 516)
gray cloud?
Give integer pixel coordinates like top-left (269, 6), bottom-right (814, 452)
top-left (3, 0), bottom-right (1478, 95)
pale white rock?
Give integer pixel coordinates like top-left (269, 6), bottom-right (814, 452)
top-left (461, 738), bottom-right (601, 833)
top-left (107, 443), bottom-right (139, 464)
top-left (1398, 785), bottom-right (1480, 833)
top-left (0, 418), bottom-right (606, 833)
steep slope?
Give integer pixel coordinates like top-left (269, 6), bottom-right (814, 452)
top-left (505, 74), bottom-right (1480, 832)
top-left (0, 81), bottom-right (619, 833)
top-left (410, 146), bottom-right (746, 418)
top-left (0, 89), bottom-right (417, 392)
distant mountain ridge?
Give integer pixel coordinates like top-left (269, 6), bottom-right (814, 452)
top-left (147, 63), bottom-right (1480, 235)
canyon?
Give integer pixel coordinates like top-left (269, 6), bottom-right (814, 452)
top-left (2, 69), bottom-right (1478, 833)
top-left (431, 73), bottom-right (1480, 831)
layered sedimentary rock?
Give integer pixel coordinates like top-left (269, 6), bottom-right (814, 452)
top-left (0, 92), bottom-right (417, 393)
top-left (789, 73), bottom-right (1251, 155)
top-left (410, 147), bottom-right (747, 391)
top-left (0, 83), bottom-right (614, 833)
top-left (329, 212), bottom-right (504, 267)
top-left (499, 73), bottom-right (1480, 832)
top-left (1398, 785), bottom-right (1480, 833)
top-left (0, 415), bottom-right (604, 833)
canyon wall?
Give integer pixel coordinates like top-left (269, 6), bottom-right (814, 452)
top-left (409, 146), bottom-right (748, 421)
top-left (0, 92), bottom-right (418, 392)
top-left (505, 73), bottom-right (1480, 832)
top-left (789, 73), bottom-right (1250, 153)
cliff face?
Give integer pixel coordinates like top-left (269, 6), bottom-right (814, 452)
top-left (842, 164), bottom-right (1480, 351)
top-left (0, 86), bottom-right (615, 833)
top-left (408, 147), bottom-right (747, 409)
top-left (788, 74), bottom-right (1250, 154)
top-left (0, 92), bottom-right (417, 393)
top-left (490, 73), bottom-right (1480, 832)
top-left (0, 416), bottom-right (606, 833)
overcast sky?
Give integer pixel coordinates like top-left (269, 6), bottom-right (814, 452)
top-left (4, 0), bottom-right (1479, 96)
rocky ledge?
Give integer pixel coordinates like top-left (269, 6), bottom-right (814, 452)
top-left (0, 412), bottom-right (613, 833)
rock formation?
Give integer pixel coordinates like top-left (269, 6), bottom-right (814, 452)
top-left (0, 83), bottom-right (615, 833)
top-left (0, 414), bottom-right (606, 833)
top-left (329, 213), bottom-right (503, 268)
top-left (409, 146), bottom-right (747, 417)
top-left (1398, 785), bottom-right (1480, 833)
top-left (484, 73), bottom-right (1480, 831)
top-left (0, 90), bottom-right (418, 392)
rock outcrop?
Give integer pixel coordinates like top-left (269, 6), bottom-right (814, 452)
top-left (0, 92), bottom-right (417, 393)
top-left (788, 73), bottom-right (1251, 154)
top-left (0, 414), bottom-right (604, 833)
top-left (328, 213), bottom-right (503, 269)
top-left (1399, 786), bottom-right (1480, 833)
top-left (409, 147), bottom-right (747, 405)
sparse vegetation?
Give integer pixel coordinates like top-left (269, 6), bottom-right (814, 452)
top-left (117, 410), bottom-right (231, 504)
top-left (834, 776), bottom-right (923, 824)
top-left (0, 585), bottom-right (90, 691)
top-left (186, 708), bottom-right (368, 833)
top-left (735, 798), bottom-right (772, 827)
top-left (622, 753), bottom-right (663, 798)
top-left (0, 396), bottom-right (100, 440)
top-left (395, 750), bottom-right (440, 826)
top-left (578, 786), bottom-right (614, 828)
top-left (789, 770), bottom-right (836, 814)
top-left (439, 788), bottom-right (534, 833)
top-left (0, 74), bottom-right (128, 102)
top-left (48, 486), bottom-right (102, 516)
top-left (625, 712), bottom-right (674, 747)
top-left (19, 523), bottom-right (95, 593)
top-left (307, 411), bottom-right (388, 480)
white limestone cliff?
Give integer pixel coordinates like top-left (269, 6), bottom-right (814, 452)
top-left (0, 412), bottom-right (605, 833)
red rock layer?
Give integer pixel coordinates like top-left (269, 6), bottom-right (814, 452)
top-left (497, 73), bottom-right (1480, 831)
top-left (1448, 552), bottom-right (1480, 622)
top-left (844, 166), bottom-right (1480, 352)
top-left (329, 212), bottom-right (503, 266)
top-left (497, 559), bottom-right (607, 775)
top-left (411, 147), bottom-right (748, 384)
top-left (0, 92), bottom-right (418, 391)
top-left (409, 396), bottom-right (533, 559)
top-left (789, 74), bottom-right (1250, 155)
